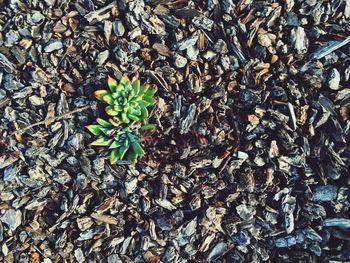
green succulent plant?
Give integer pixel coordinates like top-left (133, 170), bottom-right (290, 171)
top-left (94, 73), bottom-right (157, 125)
top-left (86, 118), bottom-right (154, 164)
top-left (87, 73), bottom-right (157, 165)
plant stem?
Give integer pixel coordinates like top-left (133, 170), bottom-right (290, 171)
top-left (9, 105), bottom-right (92, 136)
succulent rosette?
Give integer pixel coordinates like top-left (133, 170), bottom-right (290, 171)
top-left (94, 73), bottom-right (157, 125)
top-left (86, 118), bottom-right (152, 164)
top-left (86, 74), bottom-right (157, 164)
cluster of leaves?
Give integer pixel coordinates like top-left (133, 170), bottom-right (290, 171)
top-left (86, 74), bottom-right (157, 164)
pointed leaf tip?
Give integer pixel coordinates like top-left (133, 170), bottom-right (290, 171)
top-left (94, 90), bottom-right (110, 101)
top-left (108, 75), bottom-right (117, 92)
top-left (90, 137), bottom-right (112, 147)
top-left (110, 148), bottom-right (120, 164)
top-left (86, 125), bottom-right (102, 136)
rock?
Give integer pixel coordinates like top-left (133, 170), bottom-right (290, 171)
top-left (68, 133), bottom-right (84, 151)
top-left (173, 35), bottom-right (198, 51)
top-left (275, 235), bottom-right (297, 248)
top-left (29, 95), bottom-right (45, 106)
top-left (174, 54), bottom-right (187, 68)
top-left (32, 11), bottom-right (45, 24)
top-left (113, 19), bottom-right (125, 36)
top-left (97, 50), bottom-right (109, 66)
top-left (192, 16), bottom-right (214, 31)
top-left (328, 68), bottom-right (341, 90)
top-left (44, 40), bottom-right (63, 52)
top-left (291, 27), bottom-right (308, 54)
top-left (74, 248), bottom-right (85, 263)
top-left (312, 185), bottom-right (338, 202)
top-left (1, 209), bottom-right (22, 231)
top-left (231, 230), bottom-right (251, 246)
top-left (236, 204), bottom-right (255, 221)
top-left (239, 89), bottom-right (261, 106)
top-left (213, 39), bottom-right (228, 54)
top-left (4, 30), bottom-right (20, 47)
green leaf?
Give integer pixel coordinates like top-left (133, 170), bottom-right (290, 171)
top-left (99, 127), bottom-right (111, 135)
top-left (119, 145), bottom-right (128, 159)
top-left (109, 117), bottom-right (121, 127)
top-left (133, 108), bottom-right (141, 116)
top-left (144, 86), bottom-right (157, 98)
top-left (106, 106), bottom-right (119, 116)
top-left (140, 107), bottom-right (149, 119)
top-left (96, 118), bottom-right (112, 127)
top-left (107, 76), bottom-right (118, 92)
top-left (86, 125), bottom-right (102, 136)
top-left (143, 96), bottom-right (156, 106)
top-left (110, 149), bottom-right (120, 164)
top-left (109, 140), bottom-right (121, 149)
top-left (131, 141), bottom-right (145, 156)
top-left (132, 79), bottom-right (140, 96)
top-left (139, 84), bottom-right (149, 96)
top-left (128, 114), bottom-right (139, 121)
top-left (121, 112), bottom-right (130, 123)
top-left (119, 75), bottom-right (130, 85)
top-left (90, 137), bottom-right (112, 147)
top-left (125, 137), bottom-right (130, 147)
top-left (137, 99), bottom-right (149, 107)
top-left (94, 90), bottom-right (111, 101)
top-left (102, 94), bottom-right (114, 105)
top-left (114, 84), bottom-right (124, 94)
top-left (140, 124), bottom-right (155, 131)
top-left (126, 132), bottom-right (137, 142)
top-left (113, 105), bottom-right (123, 112)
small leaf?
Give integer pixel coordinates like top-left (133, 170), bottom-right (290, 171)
top-left (99, 127), bottom-right (111, 135)
top-left (106, 106), bottom-right (119, 116)
top-left (119, 145), bottom-right (128, 159)
top-left (90, 137), bottom-right (112, 147)
top-left (128, 114), bottom-right (139, 121)
top-left (126, 132), bottom-right (137, 142)
top-left (132, 79), bottom-right (140, 96)
top-left (140, 107), bottom-right (149, 119)
top-left (119, 75), bottom-right (131, 87)
top-left (139, 84), bottom-right (149, 95)
top-left (109, 117), bottom-right (121, 127)
top-left (115, 84), bottom-right (124, 93)
top-left (124, 138), bottom-right (130, 149)
top-left (107, 76), bottom-right (117, 92)
top-left (144, 86), bottom-right (157, 98)
top-left (113, 105), bottom-right (123, 112)
top-left (102, 94), bottom-right (114, 105)
top-left (140, 124), bottom-right (155, 131)
top-left (131, 141), bottom-right (145, 156)
top-left (109, 140), bottom-right (121, 149)
top-left (143, 96), bottom-right (156, 105)
top-left (96, 118), bottom-right (112, 127)
top-left (86, 125), bottom-right (102, 136)
top-left (94, 90), bottom-right (110, 101)
top-left (121, 112), bottom-right (130, 123)
top-left (110, 149), bottom-right (120, 164)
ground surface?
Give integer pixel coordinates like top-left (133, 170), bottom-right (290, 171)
top-left (1, 0), bottom-right (350, 262)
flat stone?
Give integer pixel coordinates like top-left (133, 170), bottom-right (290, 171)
top-left (29, 95), bottom-right (45, 106)
top-left (313, 185), bottom-right (338, 202)
top-left (1, 209), bottom-right (22, 231)
top-left (44, 40), bottom-right (63, 52)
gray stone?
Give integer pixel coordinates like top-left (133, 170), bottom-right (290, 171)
top-left (4, 30), bottom-right (20, 47)
top-left (174, 54), bottom-right (187, 68)
top-left (44, 40), bottom-right (63, 52)
top-left (1, 209), bottom-right (22, 231)
top-left (328, 68), bottom-right (341, 90)
top-left (313, 185), bottom-right (338, 202)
